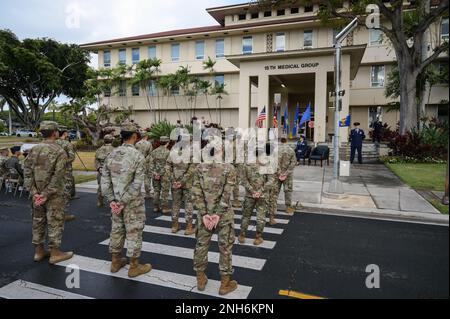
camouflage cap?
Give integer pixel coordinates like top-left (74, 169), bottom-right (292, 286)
top-left (104, 134), bottom-right (114, 143)
top-left (160, 136), bottom-right (170, 143)
top-left (40, 121), bottom-right (60, 131)
top-left (121, 123), bottom-right (139, 133)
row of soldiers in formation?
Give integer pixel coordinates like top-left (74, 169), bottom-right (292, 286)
top-left (23, 121), bottom-right (297, 296)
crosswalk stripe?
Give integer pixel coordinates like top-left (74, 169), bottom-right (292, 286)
top-left (143, 225), bottom-right (277, 249)
top-left (179, 208), bottom-right (291, 218)
top-left (0, 280), bottom-right (93, 299)
top-left (178, 209), bottom-right (289, 225)
top-left (56, 255), bottom-right (252, 299)
top-left (155, 216), bottom-right (284, 235)
top-left (99, 240), bottom-right (266, 271)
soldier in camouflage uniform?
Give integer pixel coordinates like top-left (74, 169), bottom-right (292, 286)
top-left (192, 139), bottom-right (239, 296)
top-left (239, 149), bottom-right (277, 246)
top-left (0, 147), bottom-right (10, 184)
top-left (135, 132), bottom-right (153, 198)
top-left (56, 129), bottom-right (76, 199)
top-left (23, 121), bottom-right (74, 265)
top-left (101, 123), bottom-right (152, 278)
top-left (165, 137), bottom-right (195, 235)
top-left (95, 135), bottom-right (115, 208)
top-left (147, 136), bottom-right (171, 215)
top-left (272, 137), bottom-right (297, 217)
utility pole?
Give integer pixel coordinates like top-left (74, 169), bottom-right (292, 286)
top-left (8, 105), bottom-right (12, 136)
top-left (327, 18), bottom-right (358, 197)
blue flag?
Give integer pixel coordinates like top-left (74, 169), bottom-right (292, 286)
top-left (340, 115), bottom-right (352, 127)
top-left (292, 103), bottom-right (300, 136)
top-left (300, 103), bottom-right (312, 128)
top-left (283, 105), bottom-right (289, 135)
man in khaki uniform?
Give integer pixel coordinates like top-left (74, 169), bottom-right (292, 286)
top-left (23, 121), bottom-right (74, 264)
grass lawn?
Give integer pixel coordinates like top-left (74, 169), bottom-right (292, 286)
top-left (385, 163), bottom-right (446, 192)
top-left (73, 151), bottom-right (96, 172)
top-left (0, 136), bottom-right (41, 147)
top-left (74, 174), bottom-right (97, 185)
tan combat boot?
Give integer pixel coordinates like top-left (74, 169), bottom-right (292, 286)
top-left (286, 207), bottom-right (295, 216)
top-left (162, 207), bottom-right (171, 215)
top-left (232, 200), bottom-right (242, 208)
top-left (269, 216), bottom-right (278, 226)
top-left (254, 232), bottom-right (264, 246)
top-left (172, 220), bottom-right (180, 234)
top-left (111, 254), bottom-right (127, 273)
top-left (64, 214), bottom-right (76, 222)
top-left (34, 244), bottom-right (50, 262)
top-left (219, 275), bottom-right (238, 296)
top-left (185, 222), bottom-right (196, 236)
top-left (128, 257), bottom-right (152, 278)
top-left (238, 232), bottom-right (246, 244)
top-left (197, 271), bottom-right (208, 291)
top-left (49, 248), bottom-right (74, 265)
top-left (153, 205), bottom-right (161, 214)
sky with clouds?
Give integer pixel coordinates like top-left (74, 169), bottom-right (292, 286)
top-left (0, 0), bottom-right (243, 44)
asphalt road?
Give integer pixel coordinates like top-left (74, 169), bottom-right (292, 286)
top-left (0, 191), bottom-right (448, 299)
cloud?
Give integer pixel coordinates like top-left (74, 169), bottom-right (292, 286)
top-left (0, 0), bottom-right (243, 44)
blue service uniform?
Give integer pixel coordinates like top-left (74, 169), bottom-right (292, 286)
top-left (296, 141), bottom-right (309, 161)
top-left (350, 129), bottom-right (366, 164)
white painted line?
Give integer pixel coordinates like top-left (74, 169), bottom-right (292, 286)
top-left (180, 209), bottom-right (291, 217)
top-left (99, 240), bottom-right (266, 271)
top-left (179, 209), bottom-right (289, 225)
top-left (56, 255), bottom-right (252, 299)
top-left (155, 216), bottom-right (284, 235)
top-left (0, 280), bottom-right (93, 299)
top-left (143, 225), bottom-right (277, 249)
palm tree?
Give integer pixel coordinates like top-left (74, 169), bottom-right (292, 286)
top-left (202, 57), bottom-right (217, 123)
top-left (198, 80), bottom-right (213, 123)
top-left (211, 83), bottom-right (228, 126)
top-left (130, 59), bottom-right (157, 124)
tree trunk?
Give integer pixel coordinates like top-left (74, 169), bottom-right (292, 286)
top-left (399, 64), bottom-right (419, 135)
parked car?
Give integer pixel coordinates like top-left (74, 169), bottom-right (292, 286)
top-left (0, 132), bottom-right (9, 136)
top-left (68, 130), bottom-right (78, 141)
top-left (15, 130), bottom-right (38, 138)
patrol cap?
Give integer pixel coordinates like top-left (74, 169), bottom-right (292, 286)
top-left (40, 121), bottom-right (60, 131)
top-left (160, 136), bottom-right (170, 143)
top-left (354, 122), bottom-right (361, 126)
top-left (104, 134), bottom-right (114, 143)
top-left (121, 123), bottom-right (139, 133)
top-left (10, 146), bottom-right (21, 154)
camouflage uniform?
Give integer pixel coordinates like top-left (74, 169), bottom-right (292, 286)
top-left (192, 162), bottom-right (237, 276)
top-left (135, 138), bottom-right (153, 196)
top-left (56, 138), bottom-right (76, 199)
top-left (272, 143), bottom-right (297, 215)
top-left (164, 148), bottom-right (195, 225)
top-left (23, 140), bottom-right (68, 249)
top-left (241, 163), bottom-right (277, 236)
top-left (147, 143), bottom-right (170, 212)
top-left (101, 144), bottom-right (146, 258)
top-left (95, 138), bottom-right (115, 205)
top-left (0, 152), bottom-right (8, 178)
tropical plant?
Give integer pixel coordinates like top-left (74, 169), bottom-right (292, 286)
top-left (210, 83), bottom-right (228, 125)
top-left (148, 120), bottom-right (176, 140)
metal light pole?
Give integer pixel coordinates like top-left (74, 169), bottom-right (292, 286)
top-left (328, 18), bottom-right (358, 196)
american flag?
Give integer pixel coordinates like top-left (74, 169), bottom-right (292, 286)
top-left (255, 106), bottom-right (267, 128)
top-left (273, 106), bottom-right (279, 128)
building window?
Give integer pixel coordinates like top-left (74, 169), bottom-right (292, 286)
top-left (132, 48), bottom-right (140, 64)
top-left (304, 30), bottom-right (313, 48)
top-left (132, 84), bottom-right (140, 96)
top-left (216, 39), bottom-right (225, 58)
top-left (370, 29), bottom-right (383, 46)
top-left (304, 5), bottom-right (314, 13)
top-left (251, 12), bottom-right (259, 19)
top-left (291, 7), bottom-right (299, 14)
top-left (238, 14), bottom-right (246, 21)
top-left (277, 9), bottom-right (285, 16)
top-left (103, 50), bottom-right (111, 67)
top-left (276, 32), bottom-right (286, 52)
top-left (441, 18), bottom-right (449, 42)
top-left (148, 80), bottom-right (157, 96)
top-left (119, 81), bottom-right (127, 96)
top-left (148, 46), bottom-right (157, 59)
top-left (171, 43), bottom-right (180, 62)
top-left (369, 107), bottom-right (383, 126)
top-left (242, 36), bottom-right (253, 54)
top-left (104, 87), bottom-right (111, 97)
top-left (196, 41), bottom-right (205, 60)
top-left (119, 49), bottom-right (127, 65)
top-left (371, 65), bottom-right (385, 87)
top-left (171, 85), bottom-right (180, 96)
top-left (264, 11), bottom-right (272, 17)
top-left (215, 75), bottom-right (225, 87)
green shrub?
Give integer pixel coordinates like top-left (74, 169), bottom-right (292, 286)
top-left (149, 120), bottom-right (176, 140)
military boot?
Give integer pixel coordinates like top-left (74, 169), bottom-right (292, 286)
top-left (196, 271), bottom-right (208, 291)
top-left (162, 207), bottom-right (171, 215)
top-left (269, 216), bottom-right (278, 226)
top-left (232, 200), bottom-right (242, 208)
top-left (34, 244), bottom-right (50, 262)
top-left (128, 257), bottom-right (152, 278)
top-left (219, 275), bottom-right (238, 296)
top-left (238, 232), bottom-right (246, 244)
top-left (64, 214), bottom-right (76, 222)
top-left (153, 205), bottom-right (161, 214)
top-left (286, 207), bottom-right (295, 216)
top-left (185, 222), bottom-right (196, 236)
top-left (172, 220), bottom-right (180, 234)
top-left (111, 254), bottom-right (127, 273)
top-left (254, 232), bottom-right (264, 246)
top-left (49, 248), bottom-right (74, 265)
